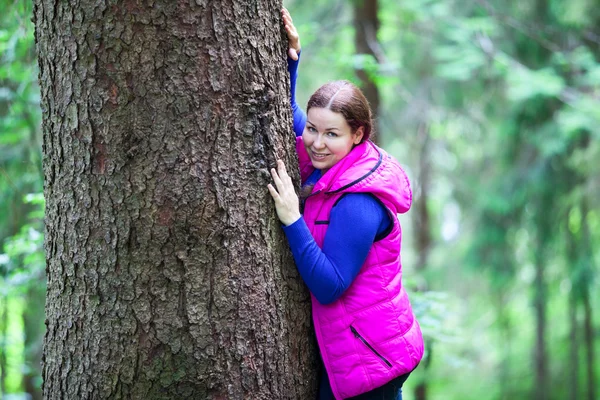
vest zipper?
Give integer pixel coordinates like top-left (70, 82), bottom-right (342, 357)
top-left (350, 325), bottom-right (392, 368)
top-left (306, 189), bottom-right (322, 199)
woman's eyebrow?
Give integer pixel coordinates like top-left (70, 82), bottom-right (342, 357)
top-left (306, 121), bottom-right (341, 131)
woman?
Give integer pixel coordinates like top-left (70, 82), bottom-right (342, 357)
top-left (267, 9), bottom-right (424, 400)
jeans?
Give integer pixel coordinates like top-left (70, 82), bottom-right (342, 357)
top-left (317, 367), bottom-right (411, 400)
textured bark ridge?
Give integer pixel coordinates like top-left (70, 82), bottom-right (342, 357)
top-left (34, 0), bottom-right (317, 398)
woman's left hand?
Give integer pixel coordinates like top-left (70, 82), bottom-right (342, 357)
top-left (267, 160), bottom-right (301, 226)
top-left (282, 8), bottom-right (301, 60)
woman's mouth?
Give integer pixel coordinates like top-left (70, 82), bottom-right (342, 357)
top-left (311, 151), bottom-right (328, 160)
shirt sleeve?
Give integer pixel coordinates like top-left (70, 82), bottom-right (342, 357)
top-left (282, 193), bottom-right (391, 305)
top-left (287, 52), bottom-right (306, 137)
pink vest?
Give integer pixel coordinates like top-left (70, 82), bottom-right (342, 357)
top-left (296, 137), bottom-right (424, 399)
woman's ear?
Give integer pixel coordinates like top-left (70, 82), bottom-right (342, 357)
top-left (353, 127), bottom-right (365, 144)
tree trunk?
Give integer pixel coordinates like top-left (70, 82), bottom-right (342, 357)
top-left (353, 0), bottom-right (381, 137)
top-left (568, 292), bottom-right (579, 400)
top-left (496, 292), bottom-right (512, 400)
top-left (412, 122), bottom-right (432, 400)
top-left (0, 297), bottom-right (6, 396)
top-left (23, 285), bottom-right (46, 400)
top-left (565, 211), bottom-right (580, 400)
top-left (413, 122), bottom-right (432, 280)
top-left (579, 199), bottom-right (596, 400)
top-left (533, 245), bottom-right (548, 400)
top-left (34, 1), bottom-right (317, 399)
top-left (582, 289), bottom-right (595, 400)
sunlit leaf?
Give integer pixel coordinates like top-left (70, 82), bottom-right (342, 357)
top-left (506, 67), bottom-right (565, 102)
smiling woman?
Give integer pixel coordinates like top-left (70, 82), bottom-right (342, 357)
top-left (265, 8), bottom-right (424, 400)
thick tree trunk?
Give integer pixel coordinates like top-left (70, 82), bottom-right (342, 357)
top-left (353, 0), bottom-right (381, 137)
top-left (34, 1), bottom-right (317, 399)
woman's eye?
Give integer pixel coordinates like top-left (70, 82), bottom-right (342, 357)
top-left (308, 127), bottom-right (317, 133)
top-left (326, 132), bottom-right (338, 137)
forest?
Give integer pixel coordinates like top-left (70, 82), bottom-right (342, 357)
top-left (1, 0), bottom-right (598, 399)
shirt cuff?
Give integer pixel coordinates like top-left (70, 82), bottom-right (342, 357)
top-left (282, 216), bottom-right (313, 247)
top-left (287, 50), bottom-right (301, 70)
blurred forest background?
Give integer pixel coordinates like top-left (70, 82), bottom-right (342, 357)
top-left (0, 0), bottom-right (598, 399)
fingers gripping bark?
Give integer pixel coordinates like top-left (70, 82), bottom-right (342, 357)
top-left (267, 160), bottom-right (301, 226)
top-left (282, 8), bottom-right (301, 60)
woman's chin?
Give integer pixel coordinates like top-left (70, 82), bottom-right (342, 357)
top-left (310, 159), bottom-right (329, 170)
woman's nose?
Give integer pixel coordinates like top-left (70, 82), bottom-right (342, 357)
top-left (313, 134), bottom-right (325, 149)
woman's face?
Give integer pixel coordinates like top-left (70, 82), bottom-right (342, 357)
top-left (302, 107), bottom-right (363, 173)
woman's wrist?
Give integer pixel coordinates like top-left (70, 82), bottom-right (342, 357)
top-left (283, 213), bottom-right (302, 226)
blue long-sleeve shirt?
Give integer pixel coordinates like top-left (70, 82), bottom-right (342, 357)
top-left (287, 52), bottom-right (307, 137)
top-left (284, 54), bottom-right (391, 305)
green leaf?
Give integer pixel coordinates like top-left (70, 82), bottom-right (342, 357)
top-left (434, 46), bottom-right (487, 81)
top-left (557, 97), bottom-right (600, 136)
top-left (0, 131), bottom-right (22, 145)
top-left (506, 67), bottom-right (565, 102)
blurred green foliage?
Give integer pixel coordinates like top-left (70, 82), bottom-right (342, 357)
top-left (1, 0), bottom-right (43, 398)
top-left (1, 0), bottom-right (598, 398)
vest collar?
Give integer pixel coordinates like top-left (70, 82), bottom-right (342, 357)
top-left (312, 141), bottom-right (382, 194)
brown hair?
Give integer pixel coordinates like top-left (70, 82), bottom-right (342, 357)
top-left (306, 80), bottom-right (374, 142)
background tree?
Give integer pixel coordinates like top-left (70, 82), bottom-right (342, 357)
top-left (33, 0), bottom-right (316, 398)
top-left (352, 0), bottom-right (382, 136)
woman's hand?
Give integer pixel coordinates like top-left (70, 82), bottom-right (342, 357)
top-left (267, 160), bottom-right (301, 226)
top-left (282, 8), bottom-right (301, 61)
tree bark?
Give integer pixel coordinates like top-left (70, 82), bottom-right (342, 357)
top-left (34, 1), bottom-right (317, 399)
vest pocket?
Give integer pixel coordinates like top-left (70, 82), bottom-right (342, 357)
top-left (350, 325), bottom-right (392, 368)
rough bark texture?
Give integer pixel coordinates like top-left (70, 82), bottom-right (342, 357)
top-left (34, 0), bottom-right (317, 399)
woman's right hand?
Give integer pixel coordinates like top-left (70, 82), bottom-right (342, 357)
top-left (267, 160), bottom-right (301, 226)
top-left (282, 8), bottom-right (301, 61)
